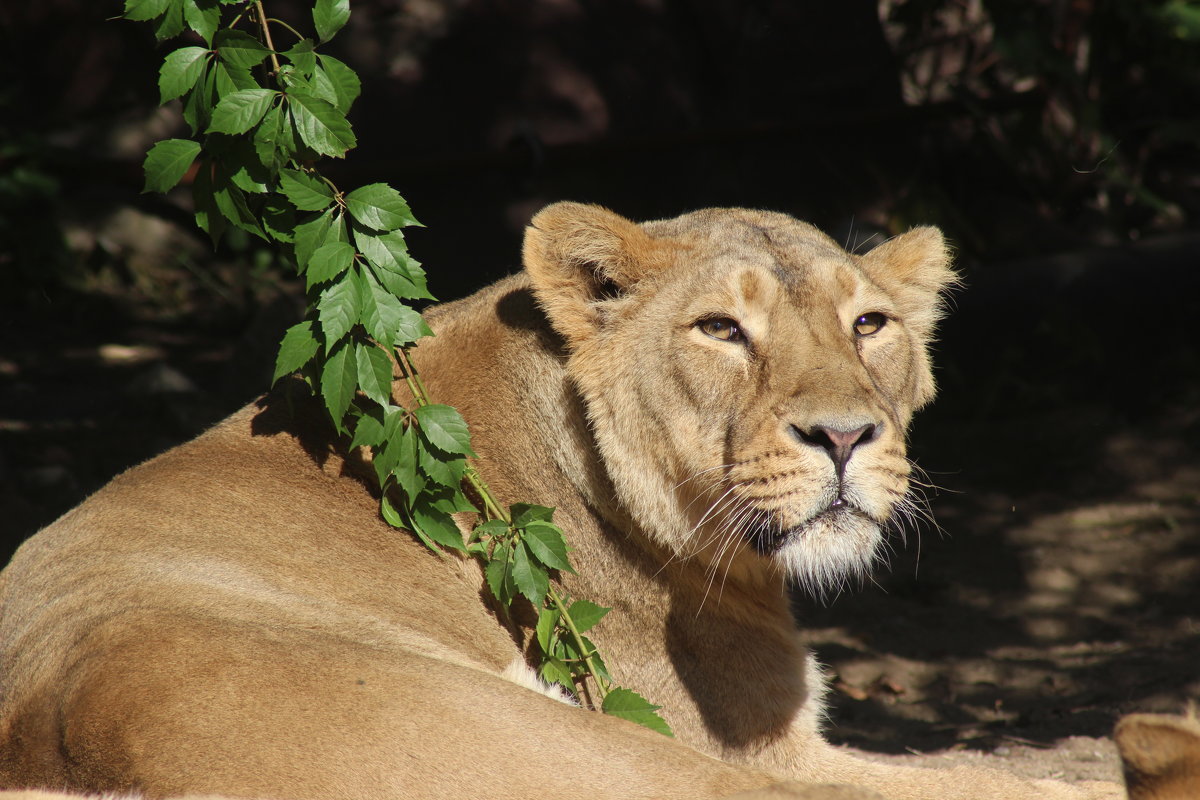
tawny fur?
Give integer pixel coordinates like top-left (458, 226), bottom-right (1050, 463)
top-left (0, 204), bottom-right (1120, 800)
top-left (1116, 708), bottom-right (1200, 800)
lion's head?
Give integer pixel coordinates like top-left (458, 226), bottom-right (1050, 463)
top-left (523, 203), bottom-right (956, 596)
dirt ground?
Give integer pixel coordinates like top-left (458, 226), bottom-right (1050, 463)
top-left (1, 228), bottom-right (1198, 791)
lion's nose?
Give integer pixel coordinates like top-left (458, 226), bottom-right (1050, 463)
top-left (792, 422), bottom-right (879, 477)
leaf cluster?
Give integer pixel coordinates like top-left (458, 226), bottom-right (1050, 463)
top-left (126, 0), bottom-right (669, 737)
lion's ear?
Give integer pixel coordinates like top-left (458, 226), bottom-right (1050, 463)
top-left (522, 202), bottom-right (673, 346)
top-left (859, 226), bottom-right (959, 409)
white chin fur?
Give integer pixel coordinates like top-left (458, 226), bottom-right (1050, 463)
top-left (774, 512), bottom-right (882, 599)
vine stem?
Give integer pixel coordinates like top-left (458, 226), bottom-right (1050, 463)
top-left (253, 1), bottom-right (282, 75)
top-left (395, 345), bottom-right (609, 704)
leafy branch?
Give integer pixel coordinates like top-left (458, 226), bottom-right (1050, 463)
top-left (125, 0), bottom-right (669, 735)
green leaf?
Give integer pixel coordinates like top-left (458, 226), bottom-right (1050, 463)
top-left (345, 183), bottom-right (419, 231)
top-left (288, 91), bottom-right (356, 158)
top-left (355, 342), bottom-right (394, 407)
top-left (272, 320), bottom-right (320, 383)
top-left (219, 136), bottom-right (270, 193)
top-left (315, 54), bottom-right (361, 114)
top-left (511, 543), bottom-right (549, 606)
top-left (191, 160), bottom-right (225, 244)
top-left (279, 168), bottom-right (334, 211)
top-left (313, 0), bottom-right (350, 43)
top-left (317, 270), bottom-right (362, 343)
top-left (125, 0), bottom-right (168, 21)
top-left (153, 0), bottom-right (185, 40)
top-left (565, 599), bottom-right (611, 634)
top-left (293, 207), bottom-right (337, 270)
top-left (261, 197), bottom-right (295, 242)
top-left (522, 520), bottom-right (575, 574)
top-left (208, 89), bottom-right (276, 135)
top-left (472, 519), bottom-right (510, 542)
top-left (356, 228), bottom-right (434, 301)
top-left (359, 269), bottom-right (425, 348)
top-left (211, 174), bottom-right (265, 239)
top-left (181, 64), bottom-right (216, 134)
top-left (511, 503), bottom-right (555, 527)
top-left (601, 688), bottom-right (673, 737)
top-left (283, 39), bottom-right (317, 77)
top-left (159, 46), bottom-right (210, 103)
top-left (416, 438), bottom-right (466, 489)
top-left (535, 606), bottom-right (561, 654)
top-left (485, 542), bottom-right (515, 606)
top-left (213, 29), bottom-right (272, 69)
top-left (380, 490), bottom-right (405, 528)
top-left (306, 241), bottom-right (356, 289)
top-left (539, 657), bottom-right (575, 691)
top-left (409, 498), bottom-right (466, 552)
top-left (350, 404), bottom-right (386, 450)
top-left (320, 340), bottom-right (357, 428)
top-left (386, 424), bottom-right (424, 502)
top-left (213, 60), bottom-right (259, 95)
top-left (142, 138), bottom-right (200, 194)
top-left (182, 0), bottom-right (220, 44)
top-left (413, 404), bottom-right (474, 456)
top-left (253, 105), bottom-right (286, 170)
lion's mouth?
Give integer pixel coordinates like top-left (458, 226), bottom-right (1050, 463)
top-left (742, 500), bottom-right (862, 556)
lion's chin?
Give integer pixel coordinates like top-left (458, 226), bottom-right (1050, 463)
top-left (761, 505), bottom-right (883, 597)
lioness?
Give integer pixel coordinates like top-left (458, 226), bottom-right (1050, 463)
top-left (0, 204), bottom-right (1118, 799)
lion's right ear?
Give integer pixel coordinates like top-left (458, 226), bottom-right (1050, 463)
top-left (522, 202), bottom-right (673, 346)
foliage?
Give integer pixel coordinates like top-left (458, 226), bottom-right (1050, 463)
top-left (124, 0), bottom-right (668, 735)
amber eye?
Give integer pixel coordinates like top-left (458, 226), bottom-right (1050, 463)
top-left (854, 312), bottom-right (888, 337)
top-left (699, 317), bottom-right (744, 342)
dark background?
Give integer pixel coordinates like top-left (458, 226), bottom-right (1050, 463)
top-left (2, 0), bottom-right (1198, 763)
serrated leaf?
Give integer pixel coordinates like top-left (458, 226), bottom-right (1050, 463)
top-left (208, 89), bottom-right (276, 135)
top-left (540, 656), bottom-right (575, 691)
top-left (345, 183), bottom-right (419, 231)
top-left (213, 29), bottom-right (272, 69)
top-left (221, 136), bottom-right (271, 193)
top-left (485, 543), bottom-right (515, 606)
top-left (261, 198), bottom-right (295, 242)
top-left (522, 520), bottom-right (575, 574)
top-left (279, 167), bottom-right (334, 211)
top-left (566, 599), bottom-right (611, 634)
top-left (511, 543), bottom-right (549, 606)
top-left (181, 64), bottom-right (215, 134)
top-left (601, 688), bottom-right (673, 737)
top-left (319, 340), bottom-right (356, 428)
top-left (350, 404), bottom-right (386, 450)
top-left (380, 490), bottom-right (404, 528)
top-left (359, 269), bottom-right (424, 348)
top-left (315, 54), bottom-right (360, 114)
top-left (253, 105), bottom-right (285, 170)
top-left (409, 498), bottom-right (466, 552)
top-left (213, 61), bottom-right (259, 95)
top-left (314, 0), bottom-right (350, 43)
top-left (356, 228), bottom-right (434, 301)
top-left (125, 0), bottom-right (168, 21)
top-left (416, 436), bottom-right (466, 488)
top-left (511, 503), bottom-right (555, 527)
top-left (159, 46), bottom-right (210, 104)
top-left (272, 320), bottom-right (320, 383)
top-left (413, 404), bottom-right (474, 457)
top-left (153, 0), bottom-right (185, 40)
top-left (387, 424), bottom-right (424, 502)
top-left (142, 138), bottom-right (200, 194)
top-left (317, 270), bottom-right (362, 344)
top-left (183, 0), bottom-right (220, 44)
top-left (288, 91), bottom-right (356, 158)
top-left (191, 160), bottom-right (225, 244)
top-left (306, 241), bottom-right (355, 288)
top-left (293, 207), bottom-right (336, 270)
top-left (473, 519), bottom-right (511, 542)
top-left (355, 342), bottom-right (394, 407)
top-left (536, 606), bottom-right (561, 654)
top-left (211, 175), bottom-right (265, 239)
top-left (283, 39), bottom-right (317, 77)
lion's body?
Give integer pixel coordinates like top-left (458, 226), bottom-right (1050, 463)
top-left (0, 205), bottom-right (1118, 799)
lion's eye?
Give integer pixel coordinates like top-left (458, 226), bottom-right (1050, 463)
top-left (699, 317), bottom-right (744, 342)
top-left (853, 312), bottom-right (887, 337)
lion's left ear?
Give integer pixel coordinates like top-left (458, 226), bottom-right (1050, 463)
top-left (858, 226), bottom-right (959, 409)
top-left (522, 202), bottom-right (674, 347)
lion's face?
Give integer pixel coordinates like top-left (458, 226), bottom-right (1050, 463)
top-left (524, 204), bottom-right (956, 595)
